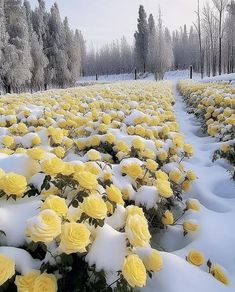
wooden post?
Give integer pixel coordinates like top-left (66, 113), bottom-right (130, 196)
top-left (96, 73), bottom-right (98, 81)
top-left (134, 68), bottom-right (137, 80)
top-left (190, 65), bottom-right (193, 79)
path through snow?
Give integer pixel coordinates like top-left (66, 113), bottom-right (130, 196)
top-left (143, 84), bottom-right (235, 292)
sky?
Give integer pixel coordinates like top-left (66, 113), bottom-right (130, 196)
top-left (30, 0), bottom-right (212, 49)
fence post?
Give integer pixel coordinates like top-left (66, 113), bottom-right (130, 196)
top-left (96, 73), bottom-right (98, 81)
top-left (135, 68), bottom-right (137, 80)
top-left (190, 65), bottom-right (193, 79)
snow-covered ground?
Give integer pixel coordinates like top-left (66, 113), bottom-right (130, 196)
top-left (143, 85), bottom-right (235, 292)
top-left (78, 70), bottom-right (235, 85)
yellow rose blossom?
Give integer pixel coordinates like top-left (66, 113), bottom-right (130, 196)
top-left (162, 210), bottom-right (174, 225)
top-left (33, 273), bottom-right (58, 292)
top-left (2, 135), bottom-right (14, 148)
top-left (186, 199), bottom-right (200, 211)
top-left (28, 148), bottom-right (45, 160)
top-left (186, 170), bottom-right (197, 181)
top-left (122, 163), bottom-right (143, 180)
top-left (143, 249), bottom-right (163, 272)
top-left (84, 162), bottom-right (101, 175)
top-left (211, 264), bottom-right (230, 285)
top-left (125, 214), bottom-right (151, 247)
top-left (74, 171), bottom-right (98, 190)
top-left (183, 220), bottom-right (199, 233)
top-left (42, 195), bottom-right (68, 217)
top-left (183, 144), bottom-right (194, 156)
top-left (87, 149), bottom-right (101, 161)
top-left (182, 180), bottom-right (191, 192)
top-left (146, 159), bottom-right (158, 171)
top-left (157, 179), bottom-right (173, 198)
top-left (169, 169), bottom-right (183, 184)
top-left (122, 254), bottom-right (146, 288)
top-left (26, 209), bottom-right (61, 243)
top-left (81, 194), bottom-right (107, 219)
top-left (106, 185), bottom-right (124, 205)
top-left (158, 150), bottom-right (168, 161)
top-left (32, 135), bottom-right (41, 146)
top-left (53, 146), bottom-right (65, 158)
top-left (0, 254), bottom-right (15, 286)
top-left (132, 138), bottom-right (145, 150)
top-left (59, 222), bottom-right (91, 254)
top-left (15, 270), bottom-right (40, 292)
top-left (220, 143), bottom-right (230, 153)
top-left (0, 172), bottom-right (27, 197)
top-left (41, 157), bottom-right (65, 176)
top-left (187, 250), bottom-right (205, 266)
top-left (155, 170), bottom-right (168, 180)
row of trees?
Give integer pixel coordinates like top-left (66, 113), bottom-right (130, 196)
top-left (0, 0), bottom-right (85, 93)
top-left (84, 1), bottom-right (235, 79)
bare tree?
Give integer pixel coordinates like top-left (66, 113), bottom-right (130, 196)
top-left (212, 0), bottom-right (229, 75)
top-left (194, 0), bottom-right (204, 79)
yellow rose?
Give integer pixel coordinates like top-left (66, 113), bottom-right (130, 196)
top-left (187, 250), bottom-right (205, 266)
top-left (0, 254), bottom-right (15, 286)
top-left (59, 222), bottom-right (91, 254)
top-left (186, 170), bottom-right (197, 181)
top-left (126, 205), bottom-right (145, 218)
top-left (61, 163), bottom-right (75, 176)
top-left (73, 171), bottom-right (98, 190)
top-left (53, 147), bottom-right (65, 158)
top-left (84, 162), bottom-right (101, 176)
top-left (186, 199), bottom-right (200, 211)
top-left (42, 195), bottom-right (68, 217)
top-left (220, 143), bottom-right (230, 153)
top-left (211, 264), bottom-right (230, 285)
top-left (184, 144), bottom-right (194, 156)
top-left (116, 141), bottom-right (129, 152)
top-left (87, 149), bottom-right (101, 161)
top-left (132, 138), bottom-right (145, 150)
top-left (41, 157), bottom-right (65, 176)
top-left (155, 170), bottom-right (168, 180)
top-left (122, 163), bottom-right (143, 180)
top-left (146, 159), bottom-right (158, 172)
top-left (33, 273), bottom-right (57, 292)
top-left (81, 194), bottom-right (107, 219)
top-left (105, 133), bottom-right (116, 144)
top-left (143, 249), bottom-right (163, 272)
top-left (158, 151), bottom-right (168, 161)
top-left (103, 172), bottom-right (112, 181)
top-left (125, 214), bottom-right (151, 247)
top-left (182, 180), bottom-right (191, 192)
top-left (18, 123), bottom-right (28, 134)
top-left (157, 179), bottom-right (173, 198)
top-left (183, 220), bottom-right (199, 233)
top-left (15, 270), bottom-right (40, 292)
top-left (32, 135), bottom-right (41, 146)
top-left (122, 254), bottom-right (146, 288)
top-left (2, 135), bottom-right (14, 148)
top-left (0, 172), bottom-right (27, 197)
top-left (106, 185), bottom-right (124, 205)
top-left (28, 148), bottom-right (45, 160)
top-left (162, 210), bottom-right (174, 225)
top-left (26, 209), bottom-right (61, 243)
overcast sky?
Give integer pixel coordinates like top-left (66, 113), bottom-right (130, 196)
top-left (31, 0), bottom-right (212, 49)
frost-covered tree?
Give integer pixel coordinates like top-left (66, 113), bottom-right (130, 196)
top-left (0, 0), bottom-right (9, 92)
top-left (3, 0), bottom-right (32, 92)
top-left (147, 14), bottom-right (157, 73)
top-left (120, 36), bottom-right (133, 73)
top-left (134, 5), bottom-right (149, 72)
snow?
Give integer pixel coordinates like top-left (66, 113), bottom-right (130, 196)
top-left (86, 224), bottom-right (127, 272)
top-left (0, 247), bottom-right (40, 274)
top-left (143, 252), bottom-right (230, 292)
top-left (0, 154), bottom-right (40, 179)
top-left (142, 83), bottom-right (235, 292)
top-left (0, 198), bottom-right (41, 246)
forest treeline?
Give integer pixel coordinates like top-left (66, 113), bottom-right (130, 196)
top-left (85, 0), bottom-right (235, 79)
top-left (0, 0), bottom-right (85, 93)
top-left (0, 0), bottom-right (234, 93)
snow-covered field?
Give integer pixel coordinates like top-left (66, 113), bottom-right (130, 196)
top-left (0, 78), bottom-right (234, 291)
